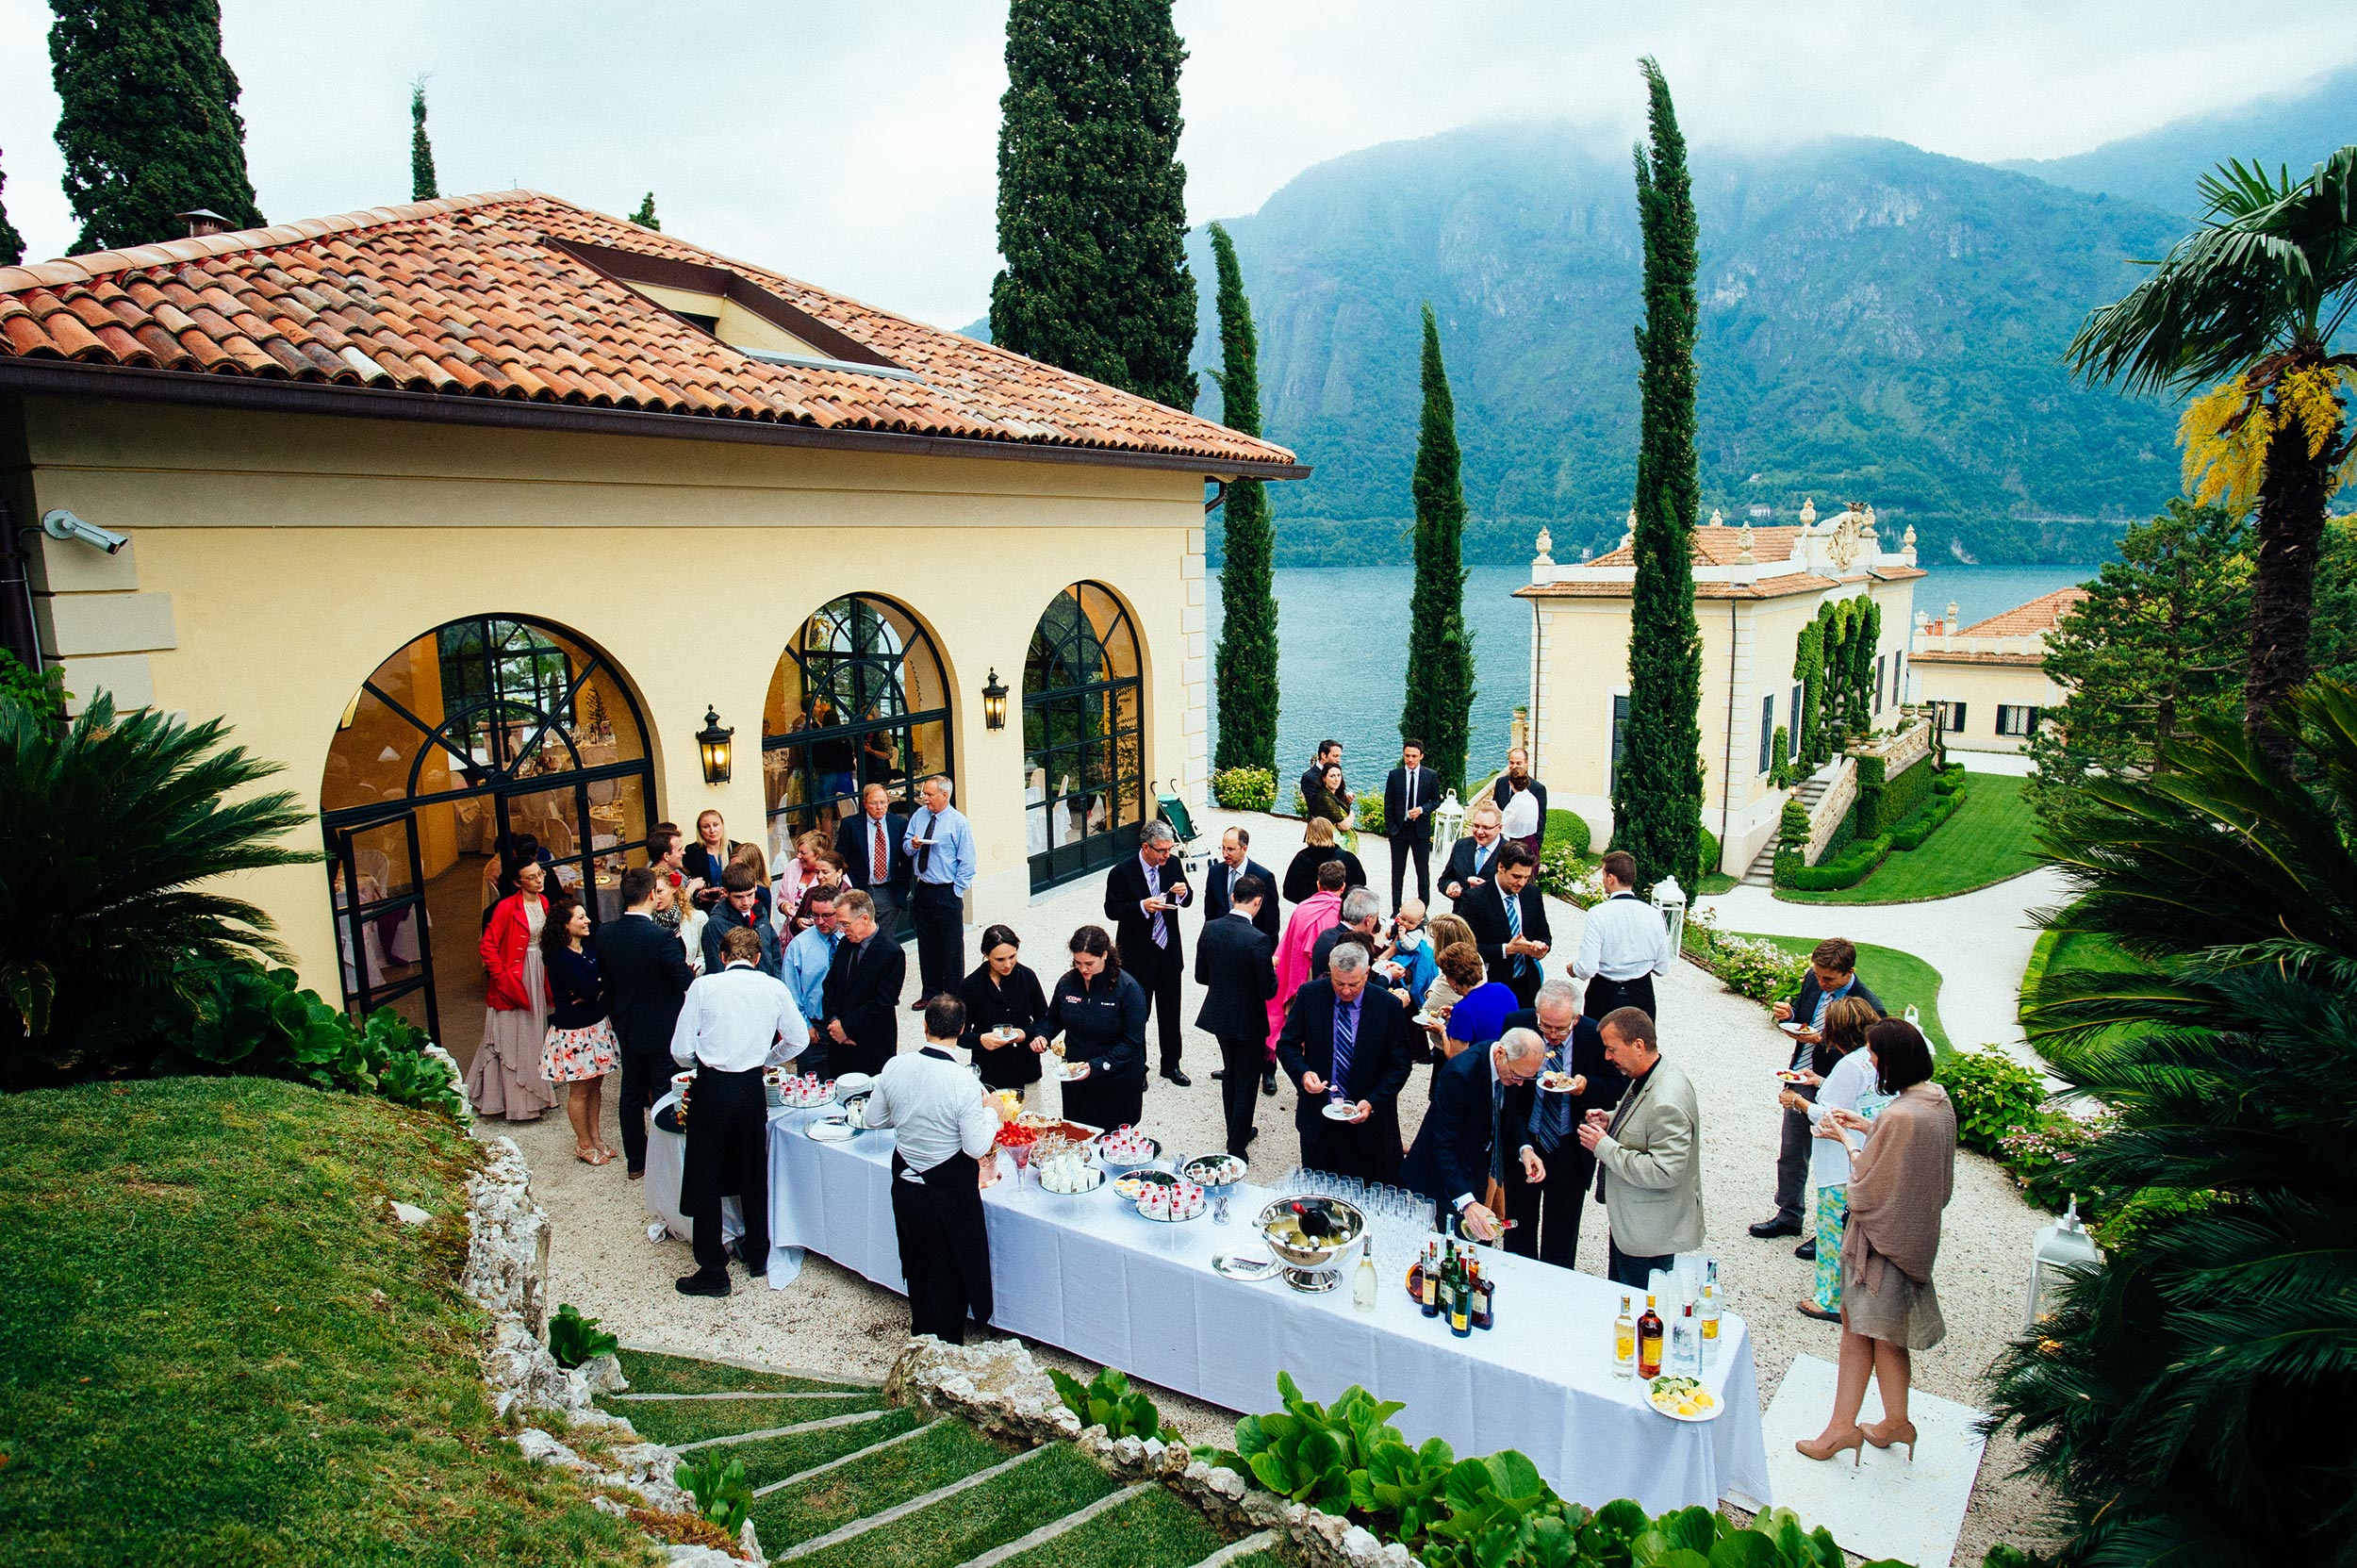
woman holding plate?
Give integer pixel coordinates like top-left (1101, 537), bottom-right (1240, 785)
top-left (958, 924), bottom-right (1049, 1107)
top-left (1036, 925), bottom-right (1148, 1130)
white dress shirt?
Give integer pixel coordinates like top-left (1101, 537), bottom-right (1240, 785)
top-left (1573, 892), bottom-right (1673, 982)
top-left (862, 1045), bottom-right (999, 1175)
top-left (669, 961), bottom-right (810, 1071)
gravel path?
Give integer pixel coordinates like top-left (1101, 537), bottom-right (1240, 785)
top-left (500, 805), bottom-right (2059, 1561)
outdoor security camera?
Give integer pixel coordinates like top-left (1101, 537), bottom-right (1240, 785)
top-left (41, 509), bottom-right (127, 555)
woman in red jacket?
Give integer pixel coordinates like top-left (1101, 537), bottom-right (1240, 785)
top-left (470, 858), bottom-right (558, 1121)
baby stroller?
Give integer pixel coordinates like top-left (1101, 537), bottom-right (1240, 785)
top-left (1152, 781), bottom-right (1209, 879)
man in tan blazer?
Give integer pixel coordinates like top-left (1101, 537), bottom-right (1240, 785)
top-left (1578, 1006), bottom-right (1705, 1288)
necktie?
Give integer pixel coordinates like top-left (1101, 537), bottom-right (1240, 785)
top-left (1505, 890), bottom-right (1529, 976)
top-left (1149, 862), bottom-right (1169, 948)
top-left (1408, 771), bottom-right (1417, 816)
top-left (1331, 1000), bottom-right (1356, 1100)
top-left (1595, 1079), bottom-right (1642, 1200)
top-left (916, 812), bottom-right (936, 878)
top-left (872, 821), bottom-right (888, 884)
top-left (1534, 1036), bottom-right (1573, 1150)
top-left (1491, 1071), bottom-right (1508, 1183)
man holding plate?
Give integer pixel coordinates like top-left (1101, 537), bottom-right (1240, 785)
top-left (1752, 937), bottom-right (1884, 1244)
top-left (1275, 943), bottom-right (1413, 1180)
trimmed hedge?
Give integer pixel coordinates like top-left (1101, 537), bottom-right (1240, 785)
top-left (1777, 797), bottom-right (1810, 850)
top-left (1780, 834), bottom-right (1892, 890)
top-left (1542, 808), bottom-right (1591, 859)
top-left (1357, 792), bottom-right (1387, 835)
top-left (1872, 752), bottom-right (1938, 833)
top-left (1931, 762), bottom-right (1967, 795)
top-left (1211, 767), bottom-right (1277, 813)
top-left (1889, 786), bottom-right (1964, 850)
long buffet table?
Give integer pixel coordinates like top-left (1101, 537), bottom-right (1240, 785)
top-left (741, 1103), bottom-right (1772, 1515)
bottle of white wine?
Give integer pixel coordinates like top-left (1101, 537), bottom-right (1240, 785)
top-left (1700, 1268), bottom-right (1722, 1364)
top-left (1613, 1296), bottom-right (1636, 1379)
top-left (1352, 1249), bottom-right (1377, 1312)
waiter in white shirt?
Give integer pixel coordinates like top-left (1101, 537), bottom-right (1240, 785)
top-left (862, 993), bottom-right (1009, 1343)
top-left (670, 925), bottom-right (810, 1297)
top-left (1571, 850), bottom-right (1673, 1022)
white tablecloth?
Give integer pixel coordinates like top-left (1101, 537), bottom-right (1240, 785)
top-left (762, 1107), bottom-right (1772, 1514)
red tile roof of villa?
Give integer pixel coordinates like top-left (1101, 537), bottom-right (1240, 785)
top-left (0, 190), bottom-right (1304, 477)
top-left (1516, 522), bottom-right (1924, 601)
top-left (1912, 586), bottom-right (2085, 666)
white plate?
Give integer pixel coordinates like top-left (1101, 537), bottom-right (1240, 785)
top-left (1211, 1252), bottom-right (1281, 1280)
top-left (1321, 1101), bottom-right (1362, 1122)
top-left (1773, 1068), bottom-right (1811, 1083)
top-left (1645, 1378), bottom-right (1723, 1422)
top-left (1776, 1021), bottom-right (1809, 1036)
top-left (1537, 1072), bottom-right (1578, 1095)
top-left (807, 1120), bottom-right (857, 1143)
top-left (1412, 1012), bottom-right (1442, 1030)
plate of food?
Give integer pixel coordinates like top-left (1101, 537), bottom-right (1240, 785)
top-left (1136, 1179), bottom-right (1208, 1222)
top-left (1035, 1150), bottom-right (1102, 1195)
top-left (1776, 1020), bottom-right (1810, 1036)
top-left (1113, 1169), bottom-right (1178, 1202)
top-left (1412, 1011), bottom-right (1444, 1030)
top-left (1211, 1251), bottom-right (1281, 1281)
top-left (1537, 1069), bottom-right (1578, 1094)
top-left (1645, 1376), bottom-right (1722, 1422)
top-left (807, 1117), bottom-right (857, 1144)
top-left (1320, 1100), bottom-right (1362, 1122)
top-left (1772, 1068), bottom-right (1811, 1083)
top-left (1097, 1127), bottom-right (1161, 1169)
top-left (1182, 1154), bottom-right (1246, 1188)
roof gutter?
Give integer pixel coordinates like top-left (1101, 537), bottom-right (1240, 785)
top-left (0, 358), bottom-right (1313, 483)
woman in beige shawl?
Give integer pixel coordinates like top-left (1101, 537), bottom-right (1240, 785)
top-left (1796, 1018), bottom-right (1955, 1465)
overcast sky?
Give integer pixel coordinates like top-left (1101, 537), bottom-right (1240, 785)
top-left (2, 0), bottom-right (2351, 326)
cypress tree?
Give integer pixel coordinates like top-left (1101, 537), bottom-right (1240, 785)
top-left (48, 0), bottom-right (263, 252)
top-left (409, 78), bottom-right (437, 201)
top-left (1400, 304), bottom-right (1476, 795)
top-left (1610, 56), bottom-right (1706, 889)
top-left (1208, 223), bottom-right (1278, 773)
top-left (629, 193), bottom-right (659, 231)
top-left (0, 148), bottom-right (24, 268)
top-left (989, 0), bottom-right (1196, 410)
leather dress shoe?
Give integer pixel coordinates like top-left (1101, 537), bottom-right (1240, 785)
top-left (675, 1269), bottom-right (732, 1298)
top-left (1794, 1237), bottom-right (1818, 1261)
top-left (1162, 1068), bottom-right (1194, 1088)
top-left (1749, 1215), bottom-right (1804, 1240)
top-left (1261, 1073), bottom-right (1277, 1098)
top-left (1211, 1069), bottom-right (1228, 1081)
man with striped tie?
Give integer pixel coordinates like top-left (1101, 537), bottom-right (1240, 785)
top-left (1274, 943), bottom-right (1413, 1180)
top-left (1498, 980), bottom-right (1626, 1268)
top-left (1461, 842), bottom-right (1552, 1009)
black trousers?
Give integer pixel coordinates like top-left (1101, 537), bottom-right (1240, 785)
top-left (1217, 1033), bottom-right (1263, 1156)
top-left (1135, 955), bottom-right (1184, 1074)
top-left (682, 1065), bottom-right (769, 1279)
top-left (909, 882), bottom-right (964, 1000)
top-left (1582, 973), bottom-right (1658, 1023)
top-left (617, 1049), bottom-right (666, 1173)
top-left (1772, 1096), bottom-right (1817, 1225)
top-left (892, 1150), bottom-right (993, 1344)
top-left (1607, 1239), bottom-right (1673, 1291)
top-left (1505, 1146), bottom-right (1590, 1269)
top-left (1389, 834), bottom-right (1430, 910)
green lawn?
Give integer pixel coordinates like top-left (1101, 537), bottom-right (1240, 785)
top-left (1733, 933), bottom-right (1953, 1055)
top-left (997, 1483), bottom-right (1229, 1568)
top-left (791, 1441), bottom-right (1119, 1568)
top-left (751, 1418), bottom-right (1012, 1548)
top-left (0, 1078), bottom-right (643, 1567)
top-left (1780, 771), bottom-right (2045, 904)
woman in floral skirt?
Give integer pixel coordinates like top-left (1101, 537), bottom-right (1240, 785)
top-left (1784, 995), bottom-right (1889, 1320)
top-left (540, 895), bottom-right (621, 1164)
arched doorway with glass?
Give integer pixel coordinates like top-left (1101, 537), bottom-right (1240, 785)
top-left (319, 615), bottom-right (657, 1062)
top-left (763, 594), bottom-right (952, 920)
top-left (1024, 582), bottom-right (1145, 892)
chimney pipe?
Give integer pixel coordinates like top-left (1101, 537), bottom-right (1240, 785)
top-left (174, 207), bottom-right (233, 239)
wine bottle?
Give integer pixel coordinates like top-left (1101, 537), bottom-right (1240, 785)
top-left (1446, 1247), bottom-right (1472, 1337)
top-left (1613, 1296), bottom-right (1636, 1378)
top-left (1353, 1250), bottom-right (1377, 1312)
top-left (1469, 1258), bottom-right (1493, 1330)
top-left (1637, 1295), bottom-right (1664, 1379)
top-left (1700, 1275), bottom-right (1722, 1363)
top-left (1419, 1242), bottom-right (1441, 1318)
top-left (1671, 1301), bottom-right (1699, 1376)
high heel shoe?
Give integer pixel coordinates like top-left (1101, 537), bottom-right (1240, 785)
top-left (1863, 1418), bottom-right (1919, 1461)
top-left (1793, 1426), bottom-right (1865, 1466)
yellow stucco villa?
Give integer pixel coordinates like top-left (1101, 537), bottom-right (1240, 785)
top-left (0, 191), bottom-right (1303, 1055)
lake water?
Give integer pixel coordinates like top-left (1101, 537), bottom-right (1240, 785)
top-left (1204, 559), bottom-right (2094, 783)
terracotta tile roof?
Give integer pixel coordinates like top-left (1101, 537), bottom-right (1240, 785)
top-left (1909, 650), bottom-right (2048, 667)
top-left (1517, 571), bottom-right (1842, 602)
top-left (1585, 524), bottom-right (1808, 569)
top-left (1956, 586), bottom-right (2087, 637)
top-left (0, 190), bottom-right (1301, 474)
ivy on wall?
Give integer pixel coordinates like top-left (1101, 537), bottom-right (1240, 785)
top-left (1791, 595), bottom-right (1883, 769)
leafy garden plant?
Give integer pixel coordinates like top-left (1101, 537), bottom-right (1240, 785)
top-left (547, 1303), bottom-right (618, 1370)
top-left (1211, 766), bottom-right (1277, 813)
top-left (1048, 1365), bottom-right (1176, 1444)
top-left (671, 1453), bottom-right (750, 1536)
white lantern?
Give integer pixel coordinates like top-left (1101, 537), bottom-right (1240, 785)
top-left (1650, 875), bottom-right (1688, 953)
top-left (1433, 789), bottom-right (1467, 852)
top-left (2024, 1196), bottom-right (2102, 1329)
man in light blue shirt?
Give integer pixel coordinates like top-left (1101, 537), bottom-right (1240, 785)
top-left (901, 774), bottom-right (977, 1008)
top-left (783, 883), bottom-right (843, 1034)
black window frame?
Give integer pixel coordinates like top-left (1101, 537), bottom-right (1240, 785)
top-left (1025, 583), bottom-right (1146, 893)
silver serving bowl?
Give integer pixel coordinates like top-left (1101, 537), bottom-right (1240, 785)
top-left (1257, 1196), bottom-right (1366, 1268)
top-left (1097, 1135), bottom-right (1162, 1174)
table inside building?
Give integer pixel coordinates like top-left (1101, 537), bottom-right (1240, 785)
top-left (759, 1106), bottom-right (1772, 1515)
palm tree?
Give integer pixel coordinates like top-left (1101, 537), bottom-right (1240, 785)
top-left (0, 693), bottom-right (315, 1087)
top-left (2066, 146), bottom-right (2357, 760)
top-left (1993, 680), bottom-right (2357, 1566)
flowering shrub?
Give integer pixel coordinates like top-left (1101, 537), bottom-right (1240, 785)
top-left (1211, 766), bottom-right (1277, 812)
top-left (1685, 912), bottom-right (1810, 1001)
top-left (1538, 844), bottom-right (1603, 906)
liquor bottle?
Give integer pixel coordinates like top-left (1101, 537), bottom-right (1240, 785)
top-left (1419, 1242), bottom-right (1441, 1318)
top-left (1699, 1274), bottom-right (1722, 1364)
top-left (1613, 1296), bottom-right (1636, 1378)
top-left (1468, 1258), bottom-right (1493, 1330)
top-left (1446, 1247), bottom-right (1473, 1337)
top-left (1353, 1249), bottom-right (1377, 1312)
top-left (1670, 1302), bottom-right (1700, 1376)
top-left (1637, 1294), bottom-right (1664, 1379)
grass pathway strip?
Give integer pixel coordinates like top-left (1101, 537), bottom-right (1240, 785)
top-left (953, 1482), bottom-right (1158, 1568)
top-left (784, 1442), bottom-right (1114, 1568)
top-left (753, 1418), bottom-right (1012, 1549)
top-left (1185, 1534), bottom-right (1282, 1568)
top-left (776, 1442), bottom-right (1059, 1561)
top-left (671, 1408), bottom-right (889, 1453)
top-left (611, 1389), bottom-right (879, 1403)
top-left (694, 1409), bottom-right (922, 1492)
top-left (599, 1393), bottom-right (882, 1445)
top-left (615, 1345), bottom-right (865, 1394)
top-left (988, 1482), bottom-right (1228, 1568)
top-left (754, 1416), bottom-right (951, 1497)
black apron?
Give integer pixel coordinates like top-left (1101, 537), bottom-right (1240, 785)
top-left (680, 1064), bottom-right (768, 1241)
top-left (891, 1147), bottom-right (994, 1343)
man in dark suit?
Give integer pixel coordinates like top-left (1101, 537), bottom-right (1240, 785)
top-left (1202, 826), bottom-right (1280, 945)
top-left (819, 888), bottom-right (905, 1079)
top-left (1459, 842), bottom-right (1553, 1008)
top-left (835, 784), bottom-right (913, 942)
top-left (1752, 937), bottom-right (1885, 1242)
top-left (1492, 748), bottom-right (1549, 859)
top-left (1299, 739), bottom-right (1343, 823)
top-left (1384, 740), bottom-right (1441, 912)
top-left (1104, 819), bottom-right (1195, 1085)
top-left (1437, 801), bottom-right (1506, 909)
top-left (1275, 945), bottom-right (1414, 1180)
top-left (1497, 980), bottom-right (1626, 1268)
top-left (1194, 873), bottom-right (1278, 1157)
top-left (597, 867), bottom-right (697, 1178)
top-left (1400, 1027), bottom-right (1546, 1240)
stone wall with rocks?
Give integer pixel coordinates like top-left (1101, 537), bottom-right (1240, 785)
top-left (886, 1337), bottom-right (1418, 1568)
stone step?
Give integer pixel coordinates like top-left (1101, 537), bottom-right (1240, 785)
top-left (1184, 1533), bottom-right (1281, 1568)
top-left (774, 1444), bottom-right (1056, 1561)
top-left (611, 1389), bottom-right (884, 1403)
top-left (670, 1408), bottom-right (892, 1454)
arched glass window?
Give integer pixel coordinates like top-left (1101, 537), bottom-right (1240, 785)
top-left (764, 594), bottom-right (952, 863)
top-left (1024, 582), bottom-right (1144, 891)
top-left (321, 616), bottom-right (655, 1052)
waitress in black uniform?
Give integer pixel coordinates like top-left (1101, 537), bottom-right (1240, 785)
top-left (1036, 924), bottom-right (1148, 1129)
top-left (957, 924), bottom-right (1048, 1107)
